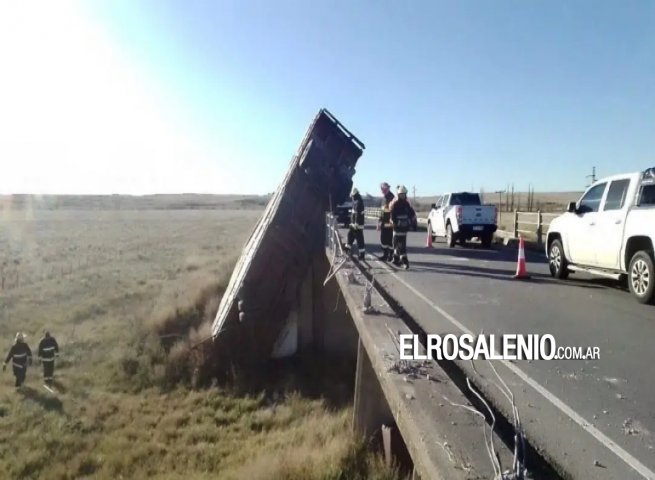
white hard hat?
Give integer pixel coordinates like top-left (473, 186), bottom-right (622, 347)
top-left (15, 332), bottom-right (24, 342)
top-left (397, 185), bottom-right (408, 194)
top-left (351, 187), bottom-right (359, 196)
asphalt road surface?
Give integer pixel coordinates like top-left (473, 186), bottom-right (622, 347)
top-left (350, 223), bottom-right (655, 480)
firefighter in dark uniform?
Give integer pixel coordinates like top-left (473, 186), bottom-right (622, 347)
top-left (38, 331), bottom-right (60, 386)
top-left (378, 182), bottom-right (395, 261)
top-left (3, 332), bottom-right (33, 388)
top-left (390, 185), bottom-right (416, 269)
top-left (347, 187), bottom-right (366, 260)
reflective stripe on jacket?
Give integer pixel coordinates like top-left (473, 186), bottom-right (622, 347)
top-left (350, 194), bottom-right (365, 227)
top-left (38, 337), bottom-right (59, 361)
top-left (391, 199), bottom-right (414, 233)
top-left (4, 342), bottom-right (32, 368)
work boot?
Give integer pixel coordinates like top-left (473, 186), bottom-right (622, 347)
top-left (402, 257), bottom-right (410, 270)
top-left (380, 250), bottom-right (388, 261)
top-left (392, 255), bottom-right (401, 266)
top-left (358, 251), bottom-right (366, 261)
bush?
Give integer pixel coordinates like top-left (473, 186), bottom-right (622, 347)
top-left (117, 272), bottom-right (225, 391)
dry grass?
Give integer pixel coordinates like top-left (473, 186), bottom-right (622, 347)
top-left (0, 206), bottom-right (401, 480)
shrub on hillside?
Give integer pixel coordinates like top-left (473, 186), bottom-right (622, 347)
top-left (118, 268), bottom-right (232, 391)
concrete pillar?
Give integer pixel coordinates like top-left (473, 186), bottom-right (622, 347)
top-left (353, 338), bottom-right (394, 438)
top-left (382, 425), bottom-right (392, 467)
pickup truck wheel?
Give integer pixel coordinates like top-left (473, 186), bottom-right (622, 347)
top-left (446, 224), bottom-right (456, 248)
top-left (628, 251), bottom-right (655, 304)
top-left (481, 233), bottom-right (492, 249)
top-left (548, 239), bottom-right (569, 279)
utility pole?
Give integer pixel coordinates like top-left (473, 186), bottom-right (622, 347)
top-left (510, 184), bottom-right (515, 211)
top-left (586, 167), bottom-right (597, 187)
top-left (494, 190), bottom-right (506, 221)
top-left (496, 190), bottom-right (504, 224)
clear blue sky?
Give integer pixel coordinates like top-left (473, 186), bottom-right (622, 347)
top-left (1, 1), bottom-right (653, 195)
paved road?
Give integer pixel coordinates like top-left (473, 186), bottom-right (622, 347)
top-left (352, 224), bottom-right (655, 480)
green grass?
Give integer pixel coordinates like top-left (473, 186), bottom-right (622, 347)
top-left (0, 207), bottom-right (402, 480)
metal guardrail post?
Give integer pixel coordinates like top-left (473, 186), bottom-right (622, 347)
top-left (325, 213), bottom-right (333, 248)
top-left (513, 211), bottom-right (519, 238)
top-left (536, 210), bottom-right (543, 248)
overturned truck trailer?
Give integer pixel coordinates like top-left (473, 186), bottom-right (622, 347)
top-left (211, 109), bottom-right (365, 366)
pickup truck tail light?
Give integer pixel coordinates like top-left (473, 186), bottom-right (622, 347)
top-left (492, 206), bottom-right (497, 222)
top-left (456, 206), bottom-right (462, 223)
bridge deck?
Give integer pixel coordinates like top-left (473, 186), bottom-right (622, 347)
top-left (351, 222), bottom-right (655, 480)
top-left (328, 246), bottom-right (516, 479)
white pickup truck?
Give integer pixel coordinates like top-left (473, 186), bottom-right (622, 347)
top-left (428, 192), bottom-right (498, 248)
top-left (546, 167), bottom-right (655, 304)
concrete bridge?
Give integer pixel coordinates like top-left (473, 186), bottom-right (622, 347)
top-left (322, 217), bottom-right (655, 480)
top-left (211, 109), bottom-right (655, 480)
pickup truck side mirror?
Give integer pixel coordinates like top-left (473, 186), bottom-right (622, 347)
top-left (431, 203), bottom-right (437, 209)
top-left (567, 202), bottom-right (577, 213)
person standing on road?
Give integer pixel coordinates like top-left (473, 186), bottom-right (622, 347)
top-left (347, 187), bottom-right (366, 260)
top-left (38, 331), bottom-right (59, 387)
top-left (3, 333), bottom-right (33, 388)
top-left (391, 185), bottom-right (415, 269)
top-left (378, 182), bottom-right (395, 261)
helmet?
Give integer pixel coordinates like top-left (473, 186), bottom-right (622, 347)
top-left (15, 332), bottom-right (24, 342)
top-left (351, 187), bottom-right (359, 196)
top-left (397, 185), bottom-right (408, 194)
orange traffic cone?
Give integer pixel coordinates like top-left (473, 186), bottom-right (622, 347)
top-left (426, 222), bottom-right (433, 248)
top-left (513, 235), bottom-right (530, 279)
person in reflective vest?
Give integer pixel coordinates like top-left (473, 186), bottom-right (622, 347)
top-left (347, 187), bottom-right (366, 260)
top-left (390, 185), bottom-right (415, 269)
top-left (378, 182), bottom-right (395, 261)
top-left (38, 331), bottom-right (60, 386)
top-left (3, 332), bottom-right (33, 388)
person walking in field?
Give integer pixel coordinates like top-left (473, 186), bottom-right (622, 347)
top-left (38, 331), bottom-right (59, 387)
top-left (3, 332), bottom-right (33, 388)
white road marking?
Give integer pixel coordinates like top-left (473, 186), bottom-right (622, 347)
top-left (368, 254), bottom-right (655, 480)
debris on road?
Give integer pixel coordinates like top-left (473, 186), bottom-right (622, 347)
top-left (622, 418), bottom-right (641, 436)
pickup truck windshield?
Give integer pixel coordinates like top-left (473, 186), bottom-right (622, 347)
top-left (449, 193), bottom-right (481, 206)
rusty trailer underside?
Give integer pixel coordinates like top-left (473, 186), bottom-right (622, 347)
top-left (211, 109), bottom-right (365, 365)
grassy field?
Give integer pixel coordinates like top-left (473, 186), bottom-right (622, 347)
top-left (0, 204), bottom-right (400, 480)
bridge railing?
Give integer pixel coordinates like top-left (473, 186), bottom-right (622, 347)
top-left (364, 207), bottom-right (561, 247)
top-left (363, 207), bottom-right (428, 227)
top-left (499, 211), bottom-right (560, 247)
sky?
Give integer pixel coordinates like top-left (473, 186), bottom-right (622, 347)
top-left (0, 1), bottom-right (654, 195)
